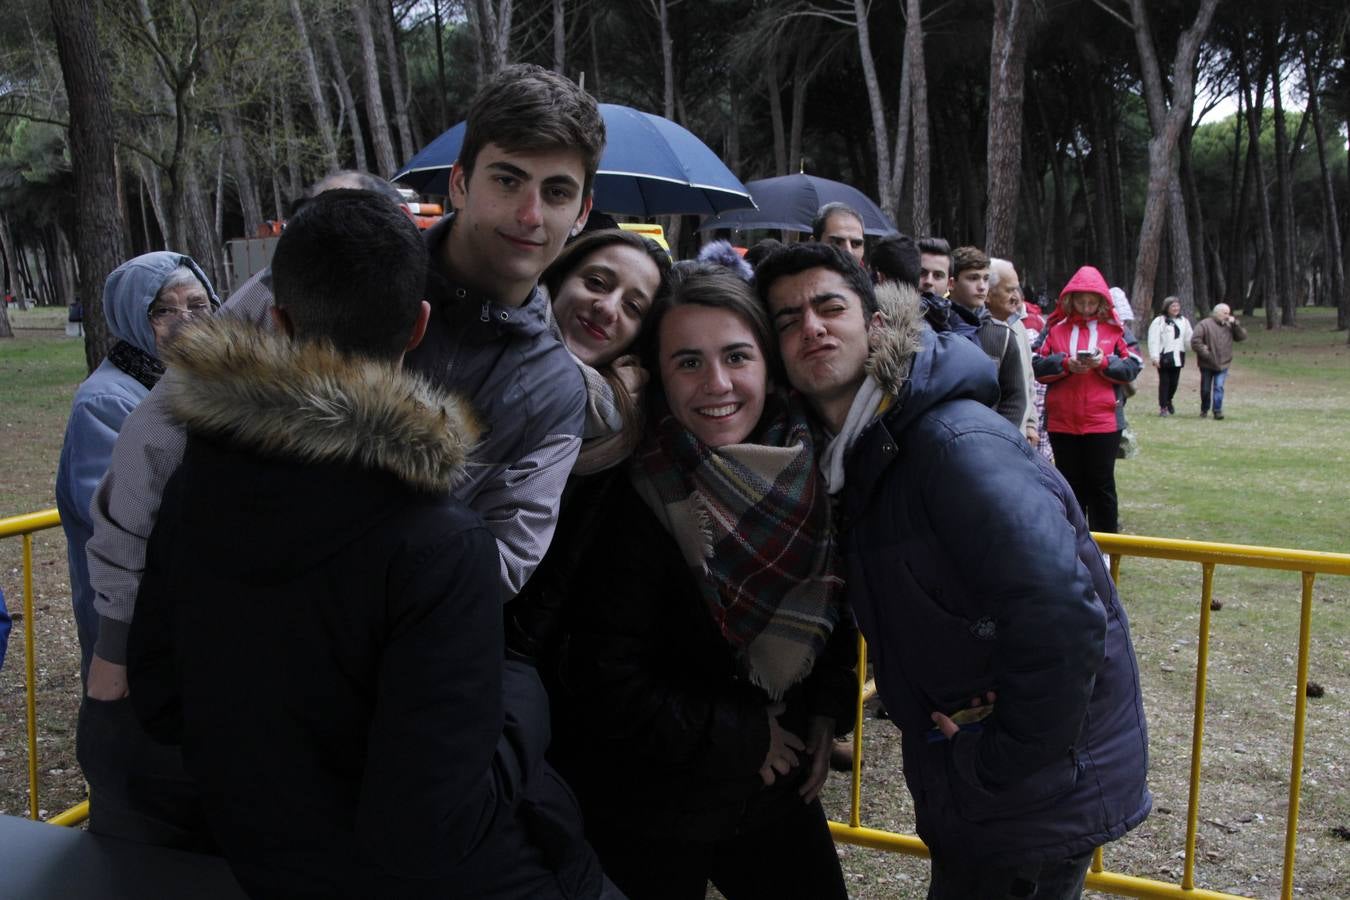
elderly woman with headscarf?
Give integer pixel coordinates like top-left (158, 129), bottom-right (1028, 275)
top-left (55, 252), bottom-right (217, 679)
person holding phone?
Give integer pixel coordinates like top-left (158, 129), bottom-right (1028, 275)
top-left (1033, 266), bottom-right (1142, 534)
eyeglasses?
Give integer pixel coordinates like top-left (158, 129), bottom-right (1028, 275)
top-left (149, 303), bottom-right (212, 322)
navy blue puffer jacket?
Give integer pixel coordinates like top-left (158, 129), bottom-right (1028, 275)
top-left (839, 284), bottom-right (1150, 867)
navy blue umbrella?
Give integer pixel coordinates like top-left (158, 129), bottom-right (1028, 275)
top-left (696, 173), bottom-right (896, 235)
top-left (394, 103), bottom-right (755, 217)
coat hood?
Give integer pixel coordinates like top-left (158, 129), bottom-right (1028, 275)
top-left (102, 251), bottom-right (218, 357)
top-left (1054, 265), bottom-right (1121, 325)
top-left (159, 317), bottom-right (479, 492)
top-left (866, 280), bottom-right (999, 429)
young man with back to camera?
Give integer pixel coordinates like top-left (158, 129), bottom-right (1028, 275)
top-left (80, 64), bottom-right (605, 852)
top-left (127, 189), bottom-right (612, 898)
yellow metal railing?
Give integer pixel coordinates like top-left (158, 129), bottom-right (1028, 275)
top-left (4, 509), bottom-right (1348, 896)
top-left (1, 508), bottom-right (64, 823)
top-left (827, 532), bottom-right (1350, 900)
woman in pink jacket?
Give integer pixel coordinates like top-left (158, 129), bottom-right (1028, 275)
top-left (1033, 266), bottom-right (1142, 533)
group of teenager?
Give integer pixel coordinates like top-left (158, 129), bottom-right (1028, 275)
top-left (55, 64), bottom-right (1151, 900)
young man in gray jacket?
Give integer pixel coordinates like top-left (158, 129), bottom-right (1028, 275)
top-left (79, 64), bottom-right (602, 844)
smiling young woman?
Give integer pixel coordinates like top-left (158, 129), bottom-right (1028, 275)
top-left (544, 260), bottom-right (855, 900)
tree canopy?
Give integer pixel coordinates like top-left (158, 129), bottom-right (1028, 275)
top-left (2, 0), bottom-right (1348, 360)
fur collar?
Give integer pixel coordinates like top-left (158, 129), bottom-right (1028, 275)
top-left (866, 280), bottom-right (927, 397)
top-left (161, 317), bottom-right (479, 493)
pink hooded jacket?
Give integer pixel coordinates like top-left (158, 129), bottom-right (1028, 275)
top-left (1034, 266), bottom-right (1142, 434)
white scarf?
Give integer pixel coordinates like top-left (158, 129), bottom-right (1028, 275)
top-left (819, 374), bottom-right (889, 495)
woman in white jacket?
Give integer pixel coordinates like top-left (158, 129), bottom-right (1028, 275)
top-left (1147, 296), bottom-right (1193, 416)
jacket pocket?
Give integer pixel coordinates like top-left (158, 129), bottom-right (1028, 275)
top-left (944, 744), bottom-right (1081, 825)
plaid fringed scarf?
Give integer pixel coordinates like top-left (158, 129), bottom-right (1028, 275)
top-left (630, 393), bottom-right (844, 700)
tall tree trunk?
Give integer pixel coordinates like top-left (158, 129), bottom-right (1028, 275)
top-left (218, 101), bottom-right (264, 236)
top-left (552, 0), bottom-right (565, 74)
top-left (1240, 47), bottom-right (1279, 328)
top-left (656, 0), bottom-right (674, 119)
top-left (906, 0), bottom-right (931, 236)
top-left (588, 11), bottom-right (601, 96)
top-left (765, 55), bottom-right (787, 176)
top-left (137, 158), bottom-right (170, 247)
top-left (984, 0), bottom-right (1032, 257)
top-left (1089, 106), bottom-right (1115, 281)
top-left (1304, 50), bottom-right (1346, 330)
top-left (1048, 145), bottom-right (1069, 287)
top-left (51, 0), bottom-right (127, 370)
top-left (280, 86), bottom-right (303, 200)
top-left (470, 0), bottom-right (513, 79)
top-left (1019, 156), bottom-right (1046, 288)
top-left (375, 0), bottom-right (415, 162)
top-left (351, 0), bottom-right (398, 176)
top-left (320, 14), bottom-right (368, 171)
top-left (213, 147), bottom-right (225, 248)
top-left (433, 0), bottom-right (449, 130)
top-left (1166, 156), bottom-right (1195, 312)
top-left (852, 0), bottom-right (892, 215)
top-left (726, 75), bottom-right (741, 176)
top-left (1266, 25), bottom-right (1297, 326)
top-left (1224, 106), bottom-right (1246, 308)
top-left (1181, 128), bottom-right (1208, 315)
top-left (885, 25), bottom-right (912, 222)
top-left (185, 162), bottom-right (222, 288)
top-left (1125, 0), bottom-right (1218, 321)
top-left (289, 0), bottom-right (340, 171)
top-left (788, 53), bottom-right (808, 175)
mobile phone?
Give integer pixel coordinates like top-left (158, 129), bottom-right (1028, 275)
top-left (1076, 349), bottom-right (1098, 360)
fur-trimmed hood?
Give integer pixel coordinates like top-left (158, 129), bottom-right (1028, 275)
top-left (160, 317), bottom-right (479, 493)
top-left (866, 281), bottom-right (928, 397)
top-left (860, 279), bottom-right (999, 440)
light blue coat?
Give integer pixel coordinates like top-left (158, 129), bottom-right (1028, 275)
top-left (54, 251), bottom-right (215, 675)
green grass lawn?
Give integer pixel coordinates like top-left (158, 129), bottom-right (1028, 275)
top-left (1, 304), bottom-right (1347, 897)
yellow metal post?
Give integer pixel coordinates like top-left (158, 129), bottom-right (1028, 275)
top-left (1182, 562), bottom-right (1216, 891)
top-left (23, 533), bottom-right (39, 820)
top-left (1279, 572), bottom-right (1316, 900)
top-left (849, 634), bottom-right (867, 829)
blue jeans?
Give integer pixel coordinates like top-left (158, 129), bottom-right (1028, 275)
top-left (1199, 367), bottom-right (1228, 414)
top-left (928, 848), bottom-right (1094, 899)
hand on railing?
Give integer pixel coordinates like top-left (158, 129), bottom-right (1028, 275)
top-left (85, 654), bottom-right (129, 700)
top-left (758, 702), bottom-right (803, 786)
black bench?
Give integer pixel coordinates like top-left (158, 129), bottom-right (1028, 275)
top-left (0, 814), bottom-right (247, 899)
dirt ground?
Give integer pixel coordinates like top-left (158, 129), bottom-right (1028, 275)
top-left (2, 321), bottom-right (1348, 899)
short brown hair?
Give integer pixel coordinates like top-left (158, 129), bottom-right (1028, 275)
top-left (950, 245), bottom-right (990, 278)
top-left (459, 64), bottom-right (606, 196)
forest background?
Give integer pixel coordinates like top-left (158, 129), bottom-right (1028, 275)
top-left (1, 0), bottom-right (1348, 374)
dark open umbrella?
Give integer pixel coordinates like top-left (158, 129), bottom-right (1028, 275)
top-left (696, 173), bottom-right (896, 235)
top-left (394, 104), bottom-right (755, 217)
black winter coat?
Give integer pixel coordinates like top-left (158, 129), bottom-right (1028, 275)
top-left (126, 319), bottom-right (602, 899)
top-left (550, 472), bottom-right (857, 842)
top-left (840, 284), bottom-right (1151, 868)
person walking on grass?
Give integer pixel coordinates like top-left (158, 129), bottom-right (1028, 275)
top-left (1147, 296), bottom-right (1193, 417)
top-left (1190, 302), bottom-right (1247, 420)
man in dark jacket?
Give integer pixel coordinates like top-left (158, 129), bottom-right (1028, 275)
top-left (756, 243), bottom-right (1150, 899)
top-left (126, 191), bottom-right (609, 898)
top-left (1190, 302), bottom-right (1248, 419)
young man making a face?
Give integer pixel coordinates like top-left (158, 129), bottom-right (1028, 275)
top-left (756, 243), bottom-right (1150, 900)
